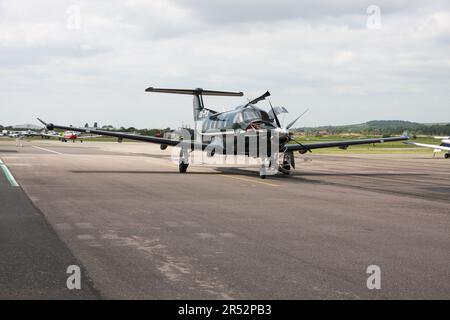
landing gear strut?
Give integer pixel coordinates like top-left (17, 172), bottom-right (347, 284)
top-left (278, 151), bottom-right (295, 175)
top-left (259, 155), bottom-right (279, 179)
top-left (259, 158), bottom-right (270, 179)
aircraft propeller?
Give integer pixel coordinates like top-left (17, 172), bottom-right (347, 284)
top-left (268, 100), bottom-right (311, 153)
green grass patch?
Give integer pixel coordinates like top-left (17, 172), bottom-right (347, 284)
top-left (291, 135), bottom-right (440, 154)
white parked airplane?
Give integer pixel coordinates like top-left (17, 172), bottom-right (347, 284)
top-left (404, 136), bottom-right (450, 158)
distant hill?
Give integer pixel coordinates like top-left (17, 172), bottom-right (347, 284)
top-left (297, 120), bottom-right (450, 136)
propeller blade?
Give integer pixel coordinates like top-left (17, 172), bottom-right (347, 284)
top-left (37, 118), bottom-right (47, 126)
top-left (286, 108), bottom-right (309, 129)
top-left (269, 99), bottom-right (281, 128)
top-left (244, 91), bottom-right (271, 107)
top-left (289, 135), bottom-right (311, 153)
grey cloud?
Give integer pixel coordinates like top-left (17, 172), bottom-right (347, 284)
top-left (0, 0), bottom-right (449, 128)
top-left (173, 0), bottom-right (450, 24)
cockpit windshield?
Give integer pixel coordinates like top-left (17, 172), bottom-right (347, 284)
top-left (242, 109), bottom-right (260, 122)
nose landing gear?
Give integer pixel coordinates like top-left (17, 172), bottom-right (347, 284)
top-left (278, 151), bottom-right (295, 175)
top-left (179, 148), bottom-right (190, 173)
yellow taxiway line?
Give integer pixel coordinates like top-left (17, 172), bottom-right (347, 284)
top-left (218, 174), bottom-right (280, 187)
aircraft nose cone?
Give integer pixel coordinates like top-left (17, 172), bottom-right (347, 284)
top-left (276, 128), bottom-right (290, 143)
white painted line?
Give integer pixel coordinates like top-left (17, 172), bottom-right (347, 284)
top-left (75, 222), bottom-right (94, 229)
top-left (77, 234), bottom-right (95, 240)
top-left (219, 232), bottom-right (236, 238)
top-left (0, 159), bottom-right (19, 187)
top-left (32, 145), bottom-right (62, 154)
top-left (55, 223), bottom-right (73, 230)
top-left (197, 233), bottom-right (216, 239)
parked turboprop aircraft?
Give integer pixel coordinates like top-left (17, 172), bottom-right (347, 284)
top-left (38, 87), bottom-right (409, 178)
top-left (405, 137), bottom-right (450, 158)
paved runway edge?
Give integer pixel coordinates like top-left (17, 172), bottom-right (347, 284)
top-left (0, 169), bottom-right (100, 299)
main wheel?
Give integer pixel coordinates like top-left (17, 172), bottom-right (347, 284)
top-left (278, 161), bottom-right (291, 175)
top-left (179, 162), bottom-right (189, 173)
top-left (445, 153), bottom-right (450, 159)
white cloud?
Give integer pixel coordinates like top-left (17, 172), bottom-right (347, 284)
top-left (0, 0), bottom-right (449, 127)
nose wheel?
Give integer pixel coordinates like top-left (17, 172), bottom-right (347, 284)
top-left (179, 162), bottom-right (189, 173)
top-left (179, 148), bottom-right (190, 173)
top-left (278, 161), bottom-right (291, 174)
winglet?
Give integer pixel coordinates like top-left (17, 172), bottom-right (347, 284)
top-left (402, 130), bottom-right (410, 139)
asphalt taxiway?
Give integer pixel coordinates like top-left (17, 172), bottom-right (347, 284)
top-left (0, 138), bottom-right (449, 299)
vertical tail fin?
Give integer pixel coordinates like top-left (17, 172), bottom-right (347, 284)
top-left (193, 93), bottom-right (204, 121)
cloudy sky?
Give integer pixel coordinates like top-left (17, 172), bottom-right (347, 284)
top-left (1, 0), bottom-right (449, 128)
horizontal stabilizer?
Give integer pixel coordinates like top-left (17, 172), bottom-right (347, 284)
top-left (145, 87), bottom-right (243, 96)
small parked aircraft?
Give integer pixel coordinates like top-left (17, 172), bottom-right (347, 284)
top-left (405, 136), bottom-right (450, 158)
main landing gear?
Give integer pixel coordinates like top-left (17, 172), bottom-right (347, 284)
top-left (259, 155), bottom-right (280, 179)
top-left (179, 162), bottom-right (189, 173)
top-left (445, 153), bottom-right (450, 159)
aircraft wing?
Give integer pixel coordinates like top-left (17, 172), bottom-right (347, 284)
top-left (77, 134), bottom-right (104, 139)
top-left (39, 120), bottom-right (208, 150)
top-left (404, 141), bottom-right (450, 151)
top-left (40, 133), bottom-right (63, 139)
top-left (285, 135), bottom-right (409, 152)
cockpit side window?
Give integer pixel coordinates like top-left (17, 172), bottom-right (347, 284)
top-left (260, 110), bottom-right (271, 122)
